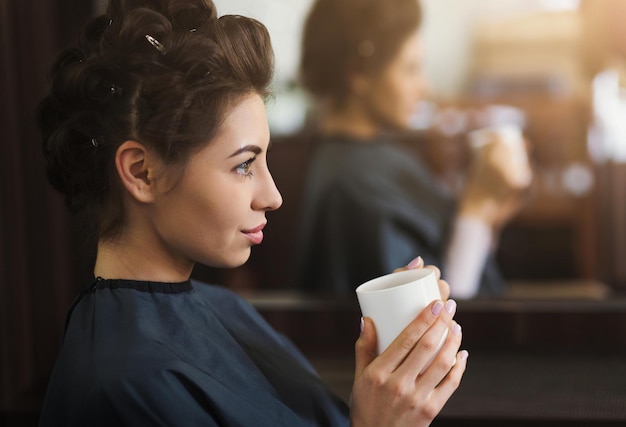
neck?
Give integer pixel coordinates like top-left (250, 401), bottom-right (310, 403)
top-left (318, 99), bottom-right (379, 140)
top-left (94, 225), bottom-right (194, 283)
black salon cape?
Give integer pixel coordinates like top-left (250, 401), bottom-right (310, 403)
top-left (295, 134), bottom-right (504, 296)
top-left (38, 278), bottom-right (349, 426)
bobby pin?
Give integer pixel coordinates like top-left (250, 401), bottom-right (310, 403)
top-left (145, 34), bottom-right (167, 55)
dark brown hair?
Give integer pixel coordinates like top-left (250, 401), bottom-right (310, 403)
top-left (300, 0), bottom-right (422, 104)
top-left (38, 0), bottom-right (274, 239)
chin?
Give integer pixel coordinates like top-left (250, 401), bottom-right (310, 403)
top-left (222, 251), bottom-right (252, 269)
top-left (382, 115), bottom-right (411, 132)
top-left (197, 248), bottom-right (252, 270)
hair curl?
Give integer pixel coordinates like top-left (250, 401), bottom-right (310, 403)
top-left (300, 0), bottom-right (421, 105)
top-left (38, 0), bottom-right (274, 238)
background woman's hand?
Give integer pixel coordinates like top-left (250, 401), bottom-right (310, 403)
top-left (460, 134), bottom-right (533, 229)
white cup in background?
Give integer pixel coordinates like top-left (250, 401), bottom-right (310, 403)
top-left (356, 269), bottom-right (447, 369)
top-left (468, 125), bottom-right (533, 188)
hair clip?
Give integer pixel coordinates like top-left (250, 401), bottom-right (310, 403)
top-left (91, 138), bottom-right (99, 148)
top-left (110, 83), bottom-right (123, 96)
top-left (145, 34), bottom-right (167, 55)
top-left (189, 28), bottom-right (197, 32)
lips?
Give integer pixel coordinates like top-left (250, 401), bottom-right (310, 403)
top-left (242, 223), bottom-right (266, 245)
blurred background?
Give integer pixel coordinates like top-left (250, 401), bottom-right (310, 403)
top-left (3, 0), bottom-right (626, 425)
top-left (202, 0), bottom-right (624, 295)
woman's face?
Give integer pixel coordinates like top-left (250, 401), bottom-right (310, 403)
top-left (149, 93), bottom-right (283, 269)
top-left (358, 31), bottom-right (428, 130)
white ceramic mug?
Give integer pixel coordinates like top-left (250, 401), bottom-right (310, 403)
top-left (468, 125), bottom-right (532, 188)
top-left (356, 269), bottom-right (447, 367)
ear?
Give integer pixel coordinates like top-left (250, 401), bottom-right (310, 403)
top-left (115, 140), bottom-right (157, 203)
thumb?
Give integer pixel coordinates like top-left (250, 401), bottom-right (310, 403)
top-left (354, 317), bottom-right (378, 378)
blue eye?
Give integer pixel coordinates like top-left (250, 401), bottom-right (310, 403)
top-left (236, 156), bottom-right (256, 177)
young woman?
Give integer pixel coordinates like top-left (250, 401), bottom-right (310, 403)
top-left (37, 0), bottom-right (467, 425)
top-left (296, 0), bottom-right (531, 299)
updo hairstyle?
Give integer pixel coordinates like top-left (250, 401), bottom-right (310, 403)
top-left (38, 0), bottom-right (274, 238)
top-left (300, 0), bottom-right (421, 105)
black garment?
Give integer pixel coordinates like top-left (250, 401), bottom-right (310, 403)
top-left (295, 134), bottom-right (504, 296)
top-left (39, 278), bottom-right (349, 426)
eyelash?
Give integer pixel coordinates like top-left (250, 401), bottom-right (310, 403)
top-left (235, 156), bottom-right (257, 178)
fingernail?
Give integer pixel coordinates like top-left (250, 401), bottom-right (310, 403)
top-left (445, 299), bottom-right (457, 315)
top-left (360, 317), bottom-right (364, 335)
top-left (407, 256), bottom-right (423, 269)
top-left (460, 350), bottom-right (469, 362)
top-left (431, 300), bottom-right (443, 315)
top-left (452, 322), bottom-right (462, 336)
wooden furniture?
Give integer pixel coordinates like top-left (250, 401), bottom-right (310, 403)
top-left (245, 290), bottom-right (626, 426)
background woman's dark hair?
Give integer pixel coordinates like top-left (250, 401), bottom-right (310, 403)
top-left (300, 0), bottom-right (422, 104)
top-left (38, 0), bottom-right (274, 239)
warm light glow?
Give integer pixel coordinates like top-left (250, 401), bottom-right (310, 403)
top-left (541, 0), bottom-right (580, 11)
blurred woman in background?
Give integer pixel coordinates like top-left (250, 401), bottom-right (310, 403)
top-left (295, 0), bottom-right (531, 299)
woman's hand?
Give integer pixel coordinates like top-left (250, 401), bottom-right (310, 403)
top-left (461, 134), bottom-right (533, 229)
top-left (394, 256), bottom-right (450, 300)
top-left (351, 260), bottom-right (468, 427)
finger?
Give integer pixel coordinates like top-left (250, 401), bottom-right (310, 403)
top-left (416, 320), bottom-right (462, 391)
top-left (429, 349), bottom-right (469, 410)
top-left (407, 256), bottom-right (424, 270)
top-left (354, 317), bottom-right (378, 378)
top-left (424, 264), bottom-right (441, 280)
top-left (375, 300), bottom-right (444, 371)
top-left (393, 300), bottom-right (456, 378)
top-left (438, 279), bottom-right (450, 300)
top-left (393, 311), bottom-right (452, 379)
top-left (393, 256), bottom-right (424, 273)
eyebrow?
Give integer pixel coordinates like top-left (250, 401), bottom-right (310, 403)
top-left (228, 145), bottom-right (263, 158)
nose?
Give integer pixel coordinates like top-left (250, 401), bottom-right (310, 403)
top-left (253, 168), bottom-right (283, 212)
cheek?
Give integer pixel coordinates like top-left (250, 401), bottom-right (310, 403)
top-left (399, 76), bottom-right (422, 105)
top-left (155, 179), bottom-right (240, 252)
top-left (400, 80), bottom-right (424, 123)
top-left (379, 84), bottom-right (415, 127)
top-left (166, 195), bottom-right (247, 267)
top-left (185, 187), bottom-right (241, 241)
top-left (379, 74), bottom-right (417, 123)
